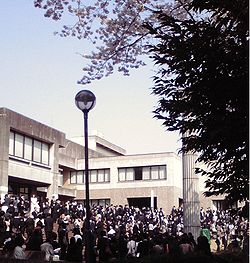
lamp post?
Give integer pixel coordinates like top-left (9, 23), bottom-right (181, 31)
top-left (75, 90), bottom-right (96, 263)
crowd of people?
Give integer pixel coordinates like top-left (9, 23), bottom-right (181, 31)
top-left (0, 193), bottom-right (248, 262)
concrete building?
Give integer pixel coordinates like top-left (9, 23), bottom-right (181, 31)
top-left (0, 107), bottom-right (226, 214)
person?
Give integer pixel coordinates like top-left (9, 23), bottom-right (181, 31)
top-left (1, 194), bottom-right (11, 213)
top-left (13, 234), bottom-right (26, 260)
top-left (26, 228), bottom-right (43, 251)
top-left (196, 232), bottom-right (211, 256)
top-left (44, 213), bottom-right (54, 241)
top-left (117, 233), bottom-right (128, 259)
top-left (25, 215), bottom-right (35, 238)
top-left (187, 232), bottom-right (196, 250)
top-left (179, 233), bottom-right (193, 255)
top-left (127, 235), bottom-right (138, 258)
top-left (73, 227), bottom-right (82, 242)
top-left (11, 211), bottom-right (21, 233)
top-left (3, 232), bottom-right (16, 255)
top-left (0, 211), bottom-right (7, 247)
top-left (215, 235), bottom-right (221, 252)
top-left (58, 220), bottom-right (68, 260)
top-left (97, 230), bottom-right (112, 263)
top-left (66, 237), bottom-right (76, 261)
top-left (51, 231), bottom-right (60, 250)
top-left (30, 194), bottom-right (40, 215)
top-left (40, 238), bottom-right (55, 261)
top-left (74, 238), bottom-right (83, 262)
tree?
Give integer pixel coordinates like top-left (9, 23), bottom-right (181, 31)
top-left (147, 0), bottom-right (248, 203)
top-left (34, 0), bottom-right (249, 204)
top-left (34, 0), bottom-right (182, 83)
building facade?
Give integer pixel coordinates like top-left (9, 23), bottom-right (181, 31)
top-left (0, 107), bottom-right (226, 214)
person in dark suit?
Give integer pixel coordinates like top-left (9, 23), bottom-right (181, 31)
top-left (44, 213), bottom-right (54, 241)
top-left (97, 230), bottom-right (112, 263)
top-left (0, 211), bottom-right (7, 247)
top-left (11, 212), bottom-right (21, 234)
top-left (26, 228), bottom-right (43, 251)
top-left (25, 216), bottom-right (35, 238)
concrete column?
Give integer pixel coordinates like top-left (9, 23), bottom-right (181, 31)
top-left (182, 151), bottom-right (201, 240)
top-left (47, 143), bottom-right (59, 200)
top-left (150, 189), bottom-right (154, 210)
top-left (0, 110), bottom-right (10, 202)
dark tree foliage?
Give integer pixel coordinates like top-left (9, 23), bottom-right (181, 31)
top-left (147, 0), bottom-right (249, 204)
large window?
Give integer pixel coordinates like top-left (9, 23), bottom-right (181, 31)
top-left (9, 131), bottom-right (50, 165)
top-left (70, 169), bottom-right (110, 184)
top-left (90, 199), bottom-right (110, 207)
top-left (118, 165), bottom-right (167, 182)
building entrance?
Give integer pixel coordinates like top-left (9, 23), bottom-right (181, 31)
top-left (8, 176), bottom-right (48, 200)
top-left (127, 197), bottom-right (157, 209)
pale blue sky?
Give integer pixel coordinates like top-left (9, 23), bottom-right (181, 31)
top-left (0, 1), bottom-right (181, 154)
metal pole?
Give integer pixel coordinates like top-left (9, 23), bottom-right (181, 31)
top-left (83, 111), bottom-right (91, 263)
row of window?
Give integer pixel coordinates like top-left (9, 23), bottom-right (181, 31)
top-left (118, 165), bottom-right (167, 181)
top-left (70, 165), bottom-right (167, 184)
top-left (70, 169), bottom-right (110, 184)
top-left (9, 131), bottom-right (50, 165)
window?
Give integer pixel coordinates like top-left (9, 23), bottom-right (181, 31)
top-left (24, 137), bottom-right (32, 160)
top-left (70, 172), bottom-right (77, 184)
top-left (119, 169), bottom-right (125, 181)
top-left (90, 170), bottom-right (97, 183)
top-left (159, 166), bottom-right (166, 179)
top-left (142, 167), bottom-right (150, 180)
top-left (118, 165), bottom-right (167, 181)
top-left (134, 167), bottom-right (142, 180)
top-left (90, 199), bottom-right (110, 207)
top-left (33, 140), bottom-right (42, 163)
top-left (15, 134), bottom-right (24, 158)
top-left (126, 168), bottom-right (134, 181)
top-left (151, 166), bottom-right (159, 180)
top-left (9, 131), bottom-right (50, 165)
top-left (97, 169), bottom-right (105, 182)
top-left (9, 131), bottom-right (14, 155)
top-left (105, 169), bottom-right (110, 182)
top-left (77, 171), bottom-right (84, 184)
top-left (19, 187), bottom-right (29, 194)
top-left (70, 169), bottom-right (110, 184)
top-left (42, 143), bottom-right (49, 165)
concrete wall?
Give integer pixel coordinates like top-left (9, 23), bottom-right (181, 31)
top-left (71, 152), bottom-right (183, 214)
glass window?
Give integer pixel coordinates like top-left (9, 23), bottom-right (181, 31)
top-left (9, 131), bottom-right (51, 166)
top-left (151, 166), bottom-right (159, 180)
top-left (24, 137), bottom-right (32, 160)
top-left (126, 168), bottom-right (134, 181)
top-left (90, 170), bottom-right (97, 183)
top-left (58, 174), bottom-right (63, 186)
top-left (98, 169), bottom-right (105, 182)
top-left (33, 140), bottom-right (42, 162)
top-left (134, 167), bottom-right (142, 180)
top-left (104, 169), bottom-right (110, 182)
top-left (70, 172), bottom-right (77, 184)
top-left (15, 133), bottom-right (24, 158)
top-left (9, 131), bottom-right (14, 155)
top-left (77, 171), bottom-right (84, 184)
top-left (41, 143), bottom-right (49, 165)
top-left (119, 169), bottom-right (125, 181)
top-left (142, 167), bottom-right (150, 180)
top-left (159, 166), bottom-right (166, 179)
top-left (98, 199), bottom-right (106, 207)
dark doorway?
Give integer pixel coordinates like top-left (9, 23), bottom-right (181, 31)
top-left (127, 197), bottom-right (157, 209)
top-left (8, 176), bottom-right (49, 200)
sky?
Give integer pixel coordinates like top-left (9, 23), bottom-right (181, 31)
top-left (0, 1), bottom-right (181, 155)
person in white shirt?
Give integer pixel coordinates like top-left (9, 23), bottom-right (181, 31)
top-left (127, 235), bottom-right (138, 257)
top-left (40, 238), bottom-right (55, 261)
top-left (13, 235), bottom-right (26, 260)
